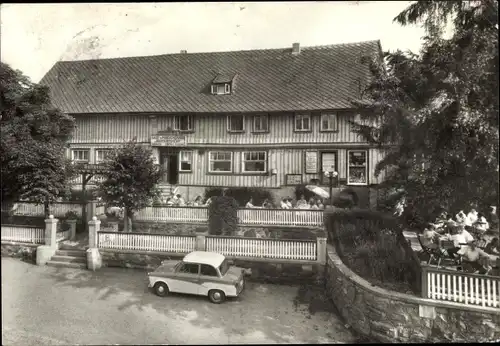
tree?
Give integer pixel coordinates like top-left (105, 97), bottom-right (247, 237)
top-left (97, 141), bottom-right (163, 232)
top-left (351, 0), bottom-right (498, 226)
top-left (1, 62), bottom-right (76, 216)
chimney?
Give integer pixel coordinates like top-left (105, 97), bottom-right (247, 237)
top-left (292, 42), bottom-right (300, 55)
top-left (180, 50), bottom-right (187, 54)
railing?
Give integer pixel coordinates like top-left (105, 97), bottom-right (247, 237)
top-left (135, 206), bottom-right (208, 223)
top-left (423, 266), bottom-right (500, 308)
top-left (1, 225), bottom-right (45, 244)
top-left (133, 206), bottom-right (324, 226)
top-left (205, 236), bottom-right (317, 261)
top-left (97, 231), bottom-right (197, 253)
top-left (238, 208), bottom-right (324, 227)
top-left (6, 202), bottom-right (83, 217)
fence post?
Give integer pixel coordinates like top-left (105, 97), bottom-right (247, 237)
top-left (44, 215), bottom-right (58, 248)
top-left (87, 216), bottom-right (102, 271)
top-left (421, 264), bottom-right (429, 298)
top-left (67, 219), bottom-right (77, 241)
top-left (195, 234), bottom-right (206, 251)
top-left (36, 215), bottom-right (58, 266)
top-left (316, 237), bottom-right (327, 264)
top-left (88, 216), bottom-right (101, 249)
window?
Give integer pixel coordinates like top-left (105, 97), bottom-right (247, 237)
top-left (242, 151), bottom-right (267, 173)
top-left (227, 115), bottom-right (245, 132)
top-left (200, 264), bottom-right (219, 277)
top-left (253, 115), bottom-right (269, 132)
top-left (95, 149), bottom-right (112, 163)
top-left (72, 149), bottom-right (89, 163)
top-left (174, 115), bottom-right (194, 131)
top-left (179, 151), bottom-right (193, 172)
top-left (211, 83), bottom-right (231, 95)
top-left (347, 150), bottom-right (368, 185)
top-left (178, 263), bottom-right (199, 274)
top-left (321, 112), bottom-right (338, 131)
top-left (294, 114), bottom-right (311, 131)
top-left (321, 152), bottom-right (337, 184)
top-left (209, 152), bottom-right (233, 173)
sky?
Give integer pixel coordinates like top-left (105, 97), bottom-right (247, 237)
top-left (0, 1), bottom-right (429, 83)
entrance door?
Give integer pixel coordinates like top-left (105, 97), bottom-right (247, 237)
top-left (168, 153), bottom-right (179, 185)
top-left (321, 152), bottom-right (337, 185)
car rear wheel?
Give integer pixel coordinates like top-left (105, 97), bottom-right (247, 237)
top-left (154, 282), bottom-right (169, 297)
top-left (208, 289), bottom-right (226, 304)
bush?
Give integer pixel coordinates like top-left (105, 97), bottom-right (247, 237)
top-left (64, 210), bottom-right (79, 220)
top-left (208, 195), bottom-right (239, 236)
top-left (325, 209), bottom-right (421, 294)
top-left (204, 187), bottom-right (275, 208)
top-left (64, 189), bottom-right (97, 202)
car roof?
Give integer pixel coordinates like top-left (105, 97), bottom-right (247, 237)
top-left (183, 251), bottom-right (225, 267)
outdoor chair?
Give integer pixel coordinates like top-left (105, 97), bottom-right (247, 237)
top-left (417, 234), bottom-right (449, 267)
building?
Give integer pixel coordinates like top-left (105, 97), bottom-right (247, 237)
top-left (40, 40), bottom-right (387, 206)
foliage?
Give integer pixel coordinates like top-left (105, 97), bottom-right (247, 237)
top-left (204, 187), bottom-right (275, 207)
top-left (64, 210), bottom-right (79, 220)
top-left (208, 195), bottom-right (239, 236)
top-left (64, 189), bottom-right (97, 202)
top-left (325, 210), bottom-right (420, 294)
top-left (351, 0), bottom-right (499, 226)
top-left (1, 62), bottom-right (76, 208)
top-left (97, 141), bottom-right (163, 231)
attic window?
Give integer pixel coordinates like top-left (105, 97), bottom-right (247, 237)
top-left (211, 83), bottom-right (231, 95)
top-left (211, 73), bottom-right (235, 95)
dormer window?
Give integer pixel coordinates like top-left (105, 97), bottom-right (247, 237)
top-left (211, 73), bottom-right (236, 95)
top-left (211, 83), bottom-right (231, 95)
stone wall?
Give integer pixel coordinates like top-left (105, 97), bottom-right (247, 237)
top-left (325, 245), bottom-right (500, 343)
top-left (100, 249), bottom-right (324, 284)
top-left (1, 243), bottom-right (38, 264)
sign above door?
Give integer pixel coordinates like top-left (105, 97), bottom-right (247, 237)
top-left (151, 129), bottom-right (187, 147)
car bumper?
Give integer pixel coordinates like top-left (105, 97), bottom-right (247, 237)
top-left (236, 278), bottom-right (245, 295)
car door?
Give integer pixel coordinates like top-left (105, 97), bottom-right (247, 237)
top-left (198, 264), bottom-right (220, 295)
top-left (174, 262), bottom-right (200, 295)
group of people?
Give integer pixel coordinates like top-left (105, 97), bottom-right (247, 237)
top-left (161, 195), bottom-right (209, 207)
top-left (421, 207), bottom-right (499, 274)
top-left (244, 195), bottom-right (325, 210)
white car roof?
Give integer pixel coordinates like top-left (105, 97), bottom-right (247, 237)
top-left (183, 251), bottom-right (225, 267)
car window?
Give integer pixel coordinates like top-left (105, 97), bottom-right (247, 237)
top-left (200, 264), bottom-right (218, 277)
top-left (178, 263), bottom-right (199, 275)
top-left (219, 259), bottom-right (230, 276)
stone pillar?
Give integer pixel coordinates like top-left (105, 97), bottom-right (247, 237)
top-left (420, 264), bottom-right (429, 298)
top-left (88, 216), bottom-right (101, 249)
top-left (67, 219), bottom-right (77, 241)
top-left (44, 215), bottom-right (58, 248)
top-left (36, 215), bottom-right (58, 266)
top-left (316, 237), bottom-right (327, 265)
top-left (195, 234), bottom-right (206, 251)
top-left (87, 216), bottom-right (102, 271)
top-left (87, 200), bottom-right (97, 223)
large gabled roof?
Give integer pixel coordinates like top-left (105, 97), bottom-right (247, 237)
top-left (40, 40), bottom-right (382, 114)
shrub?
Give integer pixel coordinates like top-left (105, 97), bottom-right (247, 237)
top-left (65, 189), bottom-right (97, 202)
top-left (64, 210), bottom-right (79, 220)
top-left (204, 187), bottom-right (274, 208)
top-left (208, 195), bottom-right (238, 236)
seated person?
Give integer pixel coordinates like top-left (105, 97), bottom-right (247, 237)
top-left (420, 224), bottom-right (441, 249)
top-left (484, 238), bottom-right (499, 255)
top-left (474, 214), bottom-right (490, 233)
top-left (295, 195), bottom-right (308, 209)
top-left (245, 198), bottom-right (256, 208)
top-left (262, 199), bottom-right (272, 208)
top-left (458, 240), bottom-right (492, 274)
top-left (445, 223), bottom-right (468, 259)
top-left (280, 198), bottom-right (289, 209)
top-left (316, 199), bottom-right (324, 210)
top-left (192, 196), bottom-right (203, 206)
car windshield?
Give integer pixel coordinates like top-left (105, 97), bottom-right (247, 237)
top-left (218, 259), bottom-right (230, 276)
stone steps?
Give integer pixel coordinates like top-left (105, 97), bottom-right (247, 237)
top-left (46, 261), bottom-right (87, 269)
top-left (46, 249), bottom-right (87, 269)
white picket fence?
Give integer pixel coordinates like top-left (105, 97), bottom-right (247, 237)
top-left (238, 208), bottom-right (323, 226)
top-left (424, 267), bottom-right (500, 308)
top-left (8, 203), bottom-right (83, 217)
top-left (97, 232), bottom-right (197, 253)
top-left (133, 206), bottom-right (323, 227)
top-left (205, 236), bottom-right (317, 261)
top-left (135, 207), bottom-right (208, 223)
top-left (1, 225), bottom-right (45, 244)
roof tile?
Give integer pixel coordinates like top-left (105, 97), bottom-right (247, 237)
top-left (40, 40), bottom-right (382, 114)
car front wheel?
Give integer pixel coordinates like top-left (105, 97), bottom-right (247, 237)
top-left (208, 289), bottom-right (226, 304)
top-left (154, 282), bottom-right (169, 297)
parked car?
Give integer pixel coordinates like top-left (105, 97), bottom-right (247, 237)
top-left (147, 251), bottom-right (246, 304)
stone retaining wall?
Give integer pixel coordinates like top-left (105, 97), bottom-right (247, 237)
top-left (325, 245), bottom-right (500, 343)
top-left (1, 243), bottom-right (38, 264)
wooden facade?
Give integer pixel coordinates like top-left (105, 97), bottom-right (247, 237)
top-left (67, 111), bottom-right (386, 189)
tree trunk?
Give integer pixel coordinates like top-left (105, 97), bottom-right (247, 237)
top-left (123, 208), bottom-right (133, 233)
top-left (44, 197), bottom-right (50, 219)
